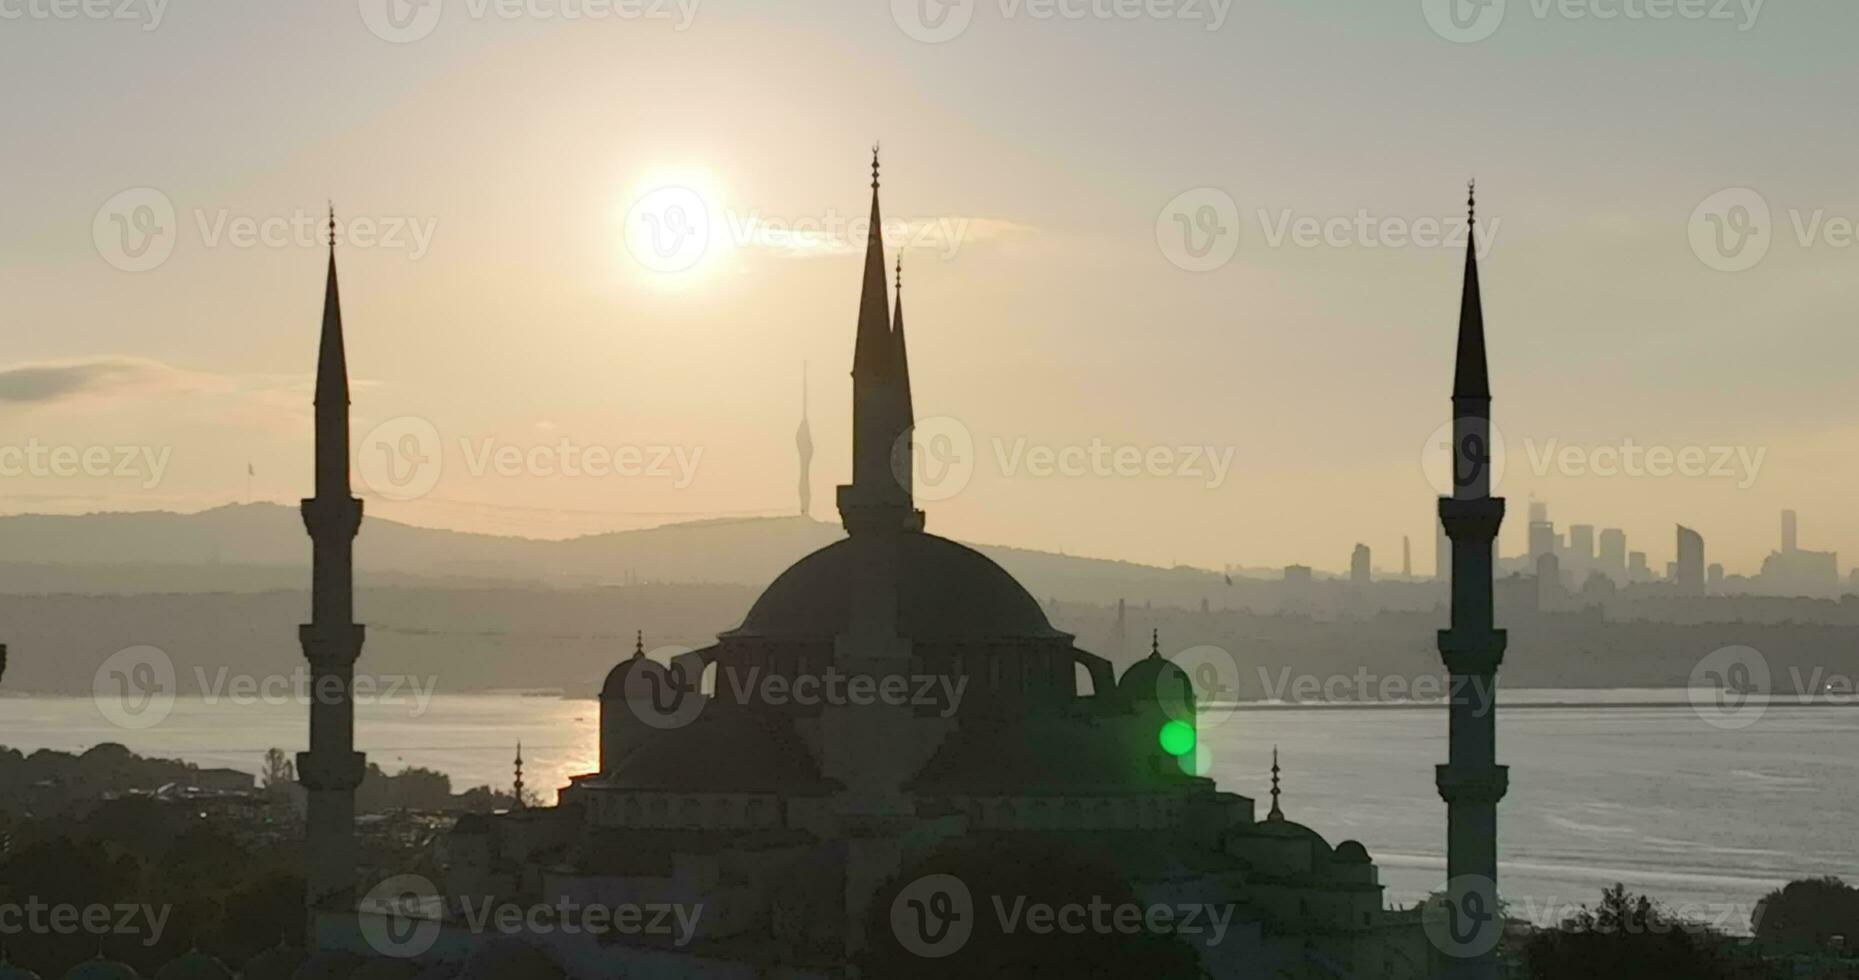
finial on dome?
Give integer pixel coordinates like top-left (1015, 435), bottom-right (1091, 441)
top-left (634, 630), bottom-right (644, 658)
top-left (1150, 629), bottom-right (1161, 658)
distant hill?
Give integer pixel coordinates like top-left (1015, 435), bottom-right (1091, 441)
top-left (0, 503), bottom-right (1236, 599)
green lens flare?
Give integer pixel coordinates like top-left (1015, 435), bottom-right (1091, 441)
top-left (1158, 720), bottom-right (1196, 757)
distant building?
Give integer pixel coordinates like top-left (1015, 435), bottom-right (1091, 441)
top-left (1598, 528), bottom-right (1627, 582)
top-left (1629, 550), bottom-right (1650, 582)
top-left (1535, 552), bottom-right (1562, 611)
top-left (1402, 535), bottom-right (1412, 578)
top-left (1708, 563), bottom-right (1725, 592)
top-left (1351, 544), bottom-right (1372, 587)
top-left (1567, 524), bottom-right (1595, 579)
top-left (1528, 502), bottom-right (1557, 563)
top-left (1435, 517), bottom-right (1451, 582)
top-left (1675, 525), bottom-right (1706, 596)
top-left (1757, 509), bottom-right (1839, 597)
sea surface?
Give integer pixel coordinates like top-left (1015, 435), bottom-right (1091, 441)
top-left (4, 690), bottom-right (1855, 932)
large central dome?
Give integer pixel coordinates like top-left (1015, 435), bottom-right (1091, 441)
top-left (727, 533), bottom-right (1065, 641)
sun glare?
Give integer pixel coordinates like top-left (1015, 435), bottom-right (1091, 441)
top-left (618, 168), bottom-right (730, 289)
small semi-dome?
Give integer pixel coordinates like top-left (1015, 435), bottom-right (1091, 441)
top-left (1117, 632), bottom-right (1194, 710)
top-left (1334, 840), bottom-right (1372, 864)
top-left (350, 960), bottom-right (423, 980)
top-left (730, 534), bottom-right (1063, 641)
top-left (0, 953), bottom-right (44, 980)
top-left (450, 812), bottom-right (492, 836)
top-left (60, 956), bottom-right (138, 980)
top-left (290, 950), bottom-right (362, 980)
top-left (237, 944), bottom-right (304, 980)
top-left (152, 950), bottom-right (231, 980)
top-left (457, 939), bottom-right (563, 980)
top-left (599, 632), bottom-right (652, 700)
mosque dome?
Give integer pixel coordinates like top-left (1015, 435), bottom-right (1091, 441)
top-left (0, 955), bottom-right (43, 980)
top-left (1334, 840), bottom-right (1372, 864)
top-left (237, 945), bottom-right (304, 980)
top-left (599, 632), bottom-right (652, 700)
top-left (59, 957), bottom-right (137, 980)
top-left (730, 534), bottom-right (1063, 641)
top-left (457, 940), bottom-right (562, 980)
top-left (290, 950), bottom-right (362, 980)
top-left (1117, 634), bottom-right (1194, 709)
top-left (151, 951), bottom-right (230, 980)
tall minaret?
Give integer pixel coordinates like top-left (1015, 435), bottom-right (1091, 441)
top-left (796, 362), bottom-right (813, 518)
top-left (1436, 182), bottom-right (1508, 978)
top-left (890, 256), bottom-right (913, 504)
top-left (513, 743), bottom-right (526, 809)
top-left (298, 209), bottom-right (367, 919)
top-left (837, 145), bottom-right (920, 537)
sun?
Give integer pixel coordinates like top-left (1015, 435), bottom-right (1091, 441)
top-left (618, 168), bottom-right (729, 289)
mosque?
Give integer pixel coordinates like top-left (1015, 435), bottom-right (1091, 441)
top-left (7, 154), bottom-right (1512, 979)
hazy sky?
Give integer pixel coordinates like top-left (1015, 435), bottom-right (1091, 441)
top-left (2, 0), bottom-right (1856, 575)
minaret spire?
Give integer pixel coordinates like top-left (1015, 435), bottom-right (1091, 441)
top-left (1267, 746), bottom-right (1284, 821)
top-left (299, 218), bottom-right (368, 921)
top-left (1436, 181), bottom-right (1508, 978)
top-left (513, 743), bottom-right (526, 808)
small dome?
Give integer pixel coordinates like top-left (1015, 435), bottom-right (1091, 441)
top-left (458, 940), bottom-right (562, 980)
top-left (450, 812), bottom-right (492, 836)
top-left (731, 534), bottom-right (1063, 641)
top-left (0, 955), bottom-right (44, 980)
top-left (599, 632), bottom-right (652, 700)
top-left (153, 951), bottom-right (231, 980)
top-left (350, 961), bottom-right (423, 980)
top-left (1117, 634), bottom-right (1194, 709)
top-left (60, 957), bottom-right (138, 980)
top-left (1334, 840), bottom-right (1372, 864)
top-left (237, 945), bottom-right (304, 980)
top-left (290, 950), bottom-right (362, 980)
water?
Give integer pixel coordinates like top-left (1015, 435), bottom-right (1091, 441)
top-left (5, 692), bottom-right (1855, 931)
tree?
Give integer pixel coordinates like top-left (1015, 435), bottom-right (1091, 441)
top-left (260, 747), bottom-right (295, 792)
top-left (1522, 883), bottom-right (1733, 980)
top-left (1753, 877), bottom-right (1859, 948)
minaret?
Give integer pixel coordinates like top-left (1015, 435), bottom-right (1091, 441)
top-left (513, 743), bottom-right (526, 808)
top-left (298, 208), bottom-right (367, 919)
top-left (837, 145), bottom-right (920, 537)
top-left (1267, 746), bottom-right (1284, 822)
top-left (1436, 181), bottom-right (1508, 977)
top-left (891, 256), bottom-right (914, 503)
top-left (796, 362), bottom-right (814, 518)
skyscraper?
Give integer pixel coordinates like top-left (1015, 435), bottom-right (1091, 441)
top-left (1351, 543), bottom-right (1372, 586)
top-left (1598, 528), bottom-right (1627, 582)
top-left (1675, 525), bottom-right (1706, 596)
